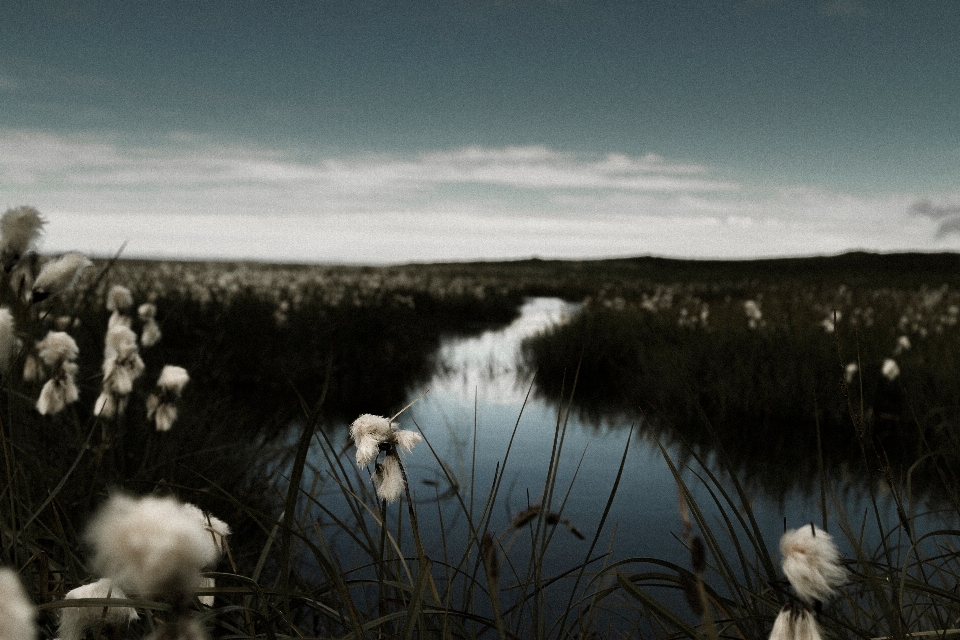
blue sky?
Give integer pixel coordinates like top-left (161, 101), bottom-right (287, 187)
top-left (1, 0), bottom-right (959, 263)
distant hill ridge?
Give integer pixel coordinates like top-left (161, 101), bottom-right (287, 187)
top-left (107, 250), bottom-right (960, 289)
top-left (480, 251), bottom-right (960, 287)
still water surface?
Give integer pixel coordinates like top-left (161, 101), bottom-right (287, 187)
top-left (310, 297), bottom-right (932, 623)
top-left (401, 298), bottom-right (830, 584)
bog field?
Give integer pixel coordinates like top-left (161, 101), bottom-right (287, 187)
top-left (4, 224), bottom-right (960, 638)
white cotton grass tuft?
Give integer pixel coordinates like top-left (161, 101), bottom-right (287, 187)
top-left (743, 299), bottom-right (763, 329)
top-left (768, 604), bottom-right (824, 640)
top-left (58, 578), bottom-right (138, 640)
top-left (881, 358), bottom-right (900, 381)
top-left (138, 302), bottom-right (162, 346)
top-left (33, 331), bottom-right (81, 415)
top-left (0, 308), bottom-right (18, 375)
top-left (94, 393), bottom-right (125, 420)
top-left (84, 493), bottom-right (222, 599)
top-left (373, 454), bottom-right (405, 502)
top-left (157, 365), bottom-right (190, 395)
top-left (96, 324), bottom-right (145, 418)
top-left (37, 361), bottom-right (80, 415)
top-left (0, 567), bottom-right (37, 640)
top-left (22, 354), bottom-right (41, 382)
top-left (820, 310), bottom-right (841, 333)
top-left (768, 607), bottom-right (793, 640)
top-left (30, 252), bottom-right (92, 303)
top-left (844, 362), bottom-right (859, 384)
top-left (181, 503), bottom-right (231, 607)
top-left (349, 412), bottom-right (422, 503)
top-left (36, 331), bottom-right (79, 367)
top-left (893, 334), bottom-right (911, 355)
top-left (181, 503), bottom-right (231, 556)
top-left (0, 205), bottom-right (45, 271)
top-left (147, 365), bottom-right (190, 431)
top-left (351, 414), bottom-right (394, 467)
top-left (106, 285), bottom-right (134, 328)
top-left (349, 413), bottom-right (422, 468)
top-left (149, 401), bottom-right (177, 432)
top-left (779, 525), bottom-right (845, 606)
top-left (393, 428), bottom-right (422, 453)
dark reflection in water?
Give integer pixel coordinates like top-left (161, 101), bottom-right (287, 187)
top-left (520, 300), bottom-right (960, 508)
top-left (296, 296), bottom-right (959, 634)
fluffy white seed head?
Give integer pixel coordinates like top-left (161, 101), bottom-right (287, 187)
top-left (100, 325), bottom-right (145, 410)
top-left (105, 324), bottom-right (138, 361)
top-left (138, 303), bottom-right (156, 320)
top-left (780, 525), bottom-right (845, 605)
top-left (374, 454), bottom-right (405, 502)
top-left (0, 206), bottom-right (45, 270)
top-left (0, 567), bottom-right (37, 640)
top-left (894, 335), bottom-right (911, 355)
top-left (768, 606), bottom-right (823, 640)
top-left (882, 358), bottom-right (900, 381)
top-left (36, 363), bottom-right (80, 415)
top-left (768, 607), bottom-right (792, 640)
top-left (181, 503), bottom-right (231, 558)
top-left (85, 493), bottom-right (221, 598)
top-left (58, 578), bottom-right (138, 640)
top-left (141, 321), bottom-right (162, 347)
top-left (393, 428), bottom-right (422, 453)
top-left (844, 362), bottom-right (859, 384)
top-left (106, 285), bottom-right (134, 313)
top-left (140, 320), bottom-right (162, 347)
top-left (147, 366), bottom-right (189, 430)
top-left (350, 414), bottom-right (395, 467)
top-left (793, 607), bottom-right (824, 640)
top-left (36, 331), bottom-right (79, 368)
top-left (31, 252), bottom-right (92, 302)
top-left (153, 403), bottom-right (178, 431)
top-left (138, 304), bottom-right (162, 346)
top-left (108, 311), bottom-right (132, 329)
top-left (113, 364), bottom-right (141, 395)
top-left (350, 413), bottom-right (422, 468)
top-left (158, 365), bottom-right (190, 395)
top-left (22, 353), bottom-right (41, 382)
top-left (94, 393), bottom-right (128, 418)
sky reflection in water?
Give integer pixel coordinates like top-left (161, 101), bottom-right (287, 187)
top-left (402, 298), bottom-right (838, 584)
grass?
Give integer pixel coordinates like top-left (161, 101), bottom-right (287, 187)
top-left (4, 235), bottom-right (960, 637)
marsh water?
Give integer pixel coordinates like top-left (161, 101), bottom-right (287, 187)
top-left (396, 299), bottom-right (889, 587)
top-left (306, 296), bottom-right (944, 620)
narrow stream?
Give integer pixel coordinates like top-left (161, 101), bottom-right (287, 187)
top-left (310, 297), bottom-right (923, 626)
top-left (401, 298), bottom-right (799, 604)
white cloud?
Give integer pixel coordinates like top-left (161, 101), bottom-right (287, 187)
top-left (38, 207), bottom-right (952, 265)
top-left (0, 130), bottom-right (738, 194)
top-left (2, 129), bottom-right (957, 263)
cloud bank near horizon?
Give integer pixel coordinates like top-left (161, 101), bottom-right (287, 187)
top-left (2, 129), bottom-right (959, 264)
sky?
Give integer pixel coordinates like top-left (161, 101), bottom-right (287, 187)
top-left (1, 0), bottom-right (959, 264)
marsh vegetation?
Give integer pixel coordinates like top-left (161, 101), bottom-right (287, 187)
top-left (3, 209), bottom-right (960, 639)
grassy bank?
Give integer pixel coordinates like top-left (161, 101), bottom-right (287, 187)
top-left (522, 263), bottom-right (960, 501)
